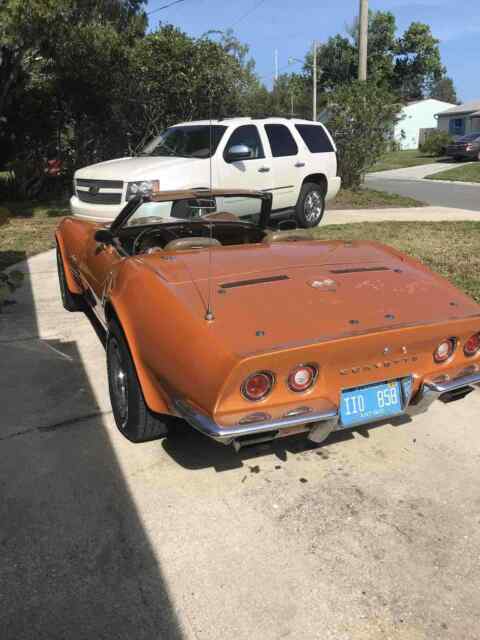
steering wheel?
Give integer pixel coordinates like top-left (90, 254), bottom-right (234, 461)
top-left (132, 226), bottom-right (178, 255)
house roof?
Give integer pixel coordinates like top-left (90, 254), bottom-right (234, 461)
top-left (436, 100), bottom-right (480, 117)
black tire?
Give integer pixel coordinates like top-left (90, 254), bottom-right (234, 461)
top-left (295, 182), bottom-right (326, 228)
top-left (107, 319), bottom-right (172, 443)
top-left (56, 246), bottom-right (85, 312)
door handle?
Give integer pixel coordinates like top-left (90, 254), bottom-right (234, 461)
top-left (294, 161), bottom-right (305, 168)
top-left (258, 166), bottom-right (270, 172)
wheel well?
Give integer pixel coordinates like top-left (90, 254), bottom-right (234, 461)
top-left (302, 174), bottom-right (327, 195)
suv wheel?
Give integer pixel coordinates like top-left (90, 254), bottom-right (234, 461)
top-left (295, 182), bottom-right (325, 228)
top-left (107, 319), bottom-right (174, 443)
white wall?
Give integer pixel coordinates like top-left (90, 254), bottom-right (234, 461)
top-left (394, 99), bottom-right (455, 150)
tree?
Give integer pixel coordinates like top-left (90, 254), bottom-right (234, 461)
top-left (303, 10), bottom-right (448, 105)
top-left (429, 77), bottom-right (458, 104)
top-left (394, 22), bottom-right (444, 100)
top-left (0, 0), bottom-right (147, 177)
top-left (123, 26), bottom-right (258, 152)
top-left (270, 73), bottom-right (310, 118)
top-left (324, 81), bottom-right (400, 188)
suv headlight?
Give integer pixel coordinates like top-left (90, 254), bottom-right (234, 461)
top-left (126, 180), bottom-right (159, 201)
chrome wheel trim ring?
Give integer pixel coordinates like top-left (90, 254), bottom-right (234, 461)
top-left (109, 338), bottom-right (129, 428)
top-left (303, 190), bottom-right (323, 224)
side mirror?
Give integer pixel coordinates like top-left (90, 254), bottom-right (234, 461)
top-left (94, 229), bottom-right (114, 245)
top-left (225, 144), bottom-right (253, 162)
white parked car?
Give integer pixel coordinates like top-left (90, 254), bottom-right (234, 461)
top-left (70, 117), bottom-right (341, 227)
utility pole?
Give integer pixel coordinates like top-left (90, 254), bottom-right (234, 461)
top-left (358, 0), bottom-right (368, 80)
top-left (274, 49), bottom-right (279, 84)
top-left (312, 40), bottom-right (317, 121)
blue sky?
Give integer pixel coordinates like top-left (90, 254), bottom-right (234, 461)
top-left (146, 0), bottom-right (479, 103)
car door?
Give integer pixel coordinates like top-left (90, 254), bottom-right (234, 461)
top-left (218, 124), bottom-right (272, 217)
top-left (263, 124), bottom-right (304, 211)
top-left (79, 232), bottom-right (123, 325)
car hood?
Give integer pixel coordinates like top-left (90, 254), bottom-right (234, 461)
top-left (145, 240), bottom-right (480, 356)
top-left (75, 156), bottom-right (203, 181)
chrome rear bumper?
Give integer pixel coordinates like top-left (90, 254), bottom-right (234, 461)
top-left (173, 369), bottom-right (480, 445)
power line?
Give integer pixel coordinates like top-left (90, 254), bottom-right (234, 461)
top-left (230, 0), bottom-right (268, 28)
top-left (147, 0), bottom-right (187, 16)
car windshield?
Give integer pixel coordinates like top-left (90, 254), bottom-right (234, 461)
top-left (141, 125), bottom-right (227, 159)
top-left (123, 195), bottom-right (264, 229)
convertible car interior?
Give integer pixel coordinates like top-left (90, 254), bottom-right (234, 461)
top-left (111, 192), bottom-right (314, 256)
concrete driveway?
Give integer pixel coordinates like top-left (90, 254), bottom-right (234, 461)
top-left (2, 248), bottom-right (480, 640)
top-left (366, 162), bottom-right (480, 212)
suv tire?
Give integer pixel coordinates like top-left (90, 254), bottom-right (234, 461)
top-left (295, 182), bottom-right (325, 228)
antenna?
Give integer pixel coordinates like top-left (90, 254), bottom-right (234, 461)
top-left (204, 95), bottom-right (215, 322)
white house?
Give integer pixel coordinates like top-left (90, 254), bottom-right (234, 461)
top-left (394, 98), bottom-right (455, 150)
top-left (436, 100), bottom-right (480, 138)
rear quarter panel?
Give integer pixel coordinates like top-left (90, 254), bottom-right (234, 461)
top-left (107, 259), bottom-right (240, 416)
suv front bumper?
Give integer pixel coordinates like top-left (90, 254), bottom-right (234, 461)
top-left (70, 195), bottom-right (123, 222)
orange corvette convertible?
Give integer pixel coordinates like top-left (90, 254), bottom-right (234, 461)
top-left (56, 189), bottom-right (480, 449)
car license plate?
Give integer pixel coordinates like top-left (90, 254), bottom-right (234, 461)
top-left (340, 380), bottom-right (403, 428)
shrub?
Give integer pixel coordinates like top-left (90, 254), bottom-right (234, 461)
top-left (419, 130), bottom-right (452, 156)
top-left (325, 81), bottom-right (401, 189)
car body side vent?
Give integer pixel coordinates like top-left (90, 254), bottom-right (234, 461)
top-left (330, 267), bottom-right (390, 274)
top-left (220, 275), bottom-right (289, 289)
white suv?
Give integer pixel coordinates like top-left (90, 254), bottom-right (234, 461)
top-left (70, 117), bottom-right (341, 227)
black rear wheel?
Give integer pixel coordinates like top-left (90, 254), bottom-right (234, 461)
top-left (56, 246), bottom-right (85, 312)
top-left (295, 182), bottom-right (325, 228)
top-left (107, 319), bottom-right (174, 442)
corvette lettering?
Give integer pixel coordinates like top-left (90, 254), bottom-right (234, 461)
top-left (339, 356), bottom-right (419, 375)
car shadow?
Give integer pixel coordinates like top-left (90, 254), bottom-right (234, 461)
top-left (161, 413), bottom-right (413, 473)
top-left (0, 251), bottom-right (184, 640)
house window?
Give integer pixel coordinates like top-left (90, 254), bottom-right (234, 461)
top-left (449, 118), bottom-right (465, 135)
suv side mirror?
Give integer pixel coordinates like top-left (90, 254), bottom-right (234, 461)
top-left (94, 229), bottom-right (114, 245)
top-left (225, 144), bottom-right (253, 162)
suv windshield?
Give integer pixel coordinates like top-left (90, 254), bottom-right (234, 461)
top-left (141, 125), bottom-right (227, 159)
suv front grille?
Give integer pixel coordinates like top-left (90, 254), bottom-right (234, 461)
top-left (76, 178), bottom-right (123, 205)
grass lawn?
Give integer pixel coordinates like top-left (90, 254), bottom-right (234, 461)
top-left (0, 200), bottom-right (69, 271)
top-left (369, 149), bottom-right (447, 173)
top-left (1, 201), bottom-right (479, 305)
top-left (314, 221), bottom-right (480, 303)
top-left (425, 162), bottom-right (480, 183)
top-left (329, 188), bottom-right (423, 210)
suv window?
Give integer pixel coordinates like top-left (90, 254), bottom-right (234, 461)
top-left (224, 125), bottom-right (264, 160)
top-left (295, 124), bottom-right (334, 153)
top-left (264, 124), bottom-right (298, 157)
top-left (143, 125), bottom-right (227, 158)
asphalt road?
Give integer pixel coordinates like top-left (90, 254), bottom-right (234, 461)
top-left (366, 176), bottom-right (480, 211)
top-left (2, 249), bottom-right (480, 640)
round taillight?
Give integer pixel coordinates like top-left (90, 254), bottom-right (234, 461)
top-left (434, 338), bottom-right (456, 363)
top-left (288, 364), bottom-right (317, 392)
top-left (464, 333), bottom-right (480, 357)
top-left (241, 371), bottom-right (274, 401)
